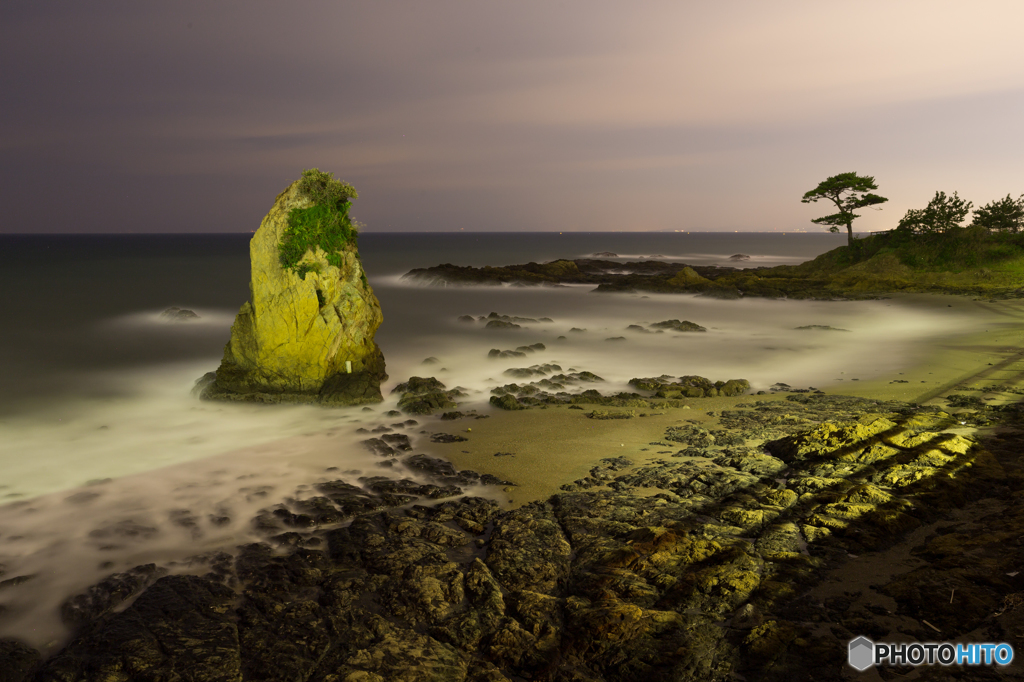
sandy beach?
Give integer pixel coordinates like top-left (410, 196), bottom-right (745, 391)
top-left (425, 293), bottom-right (1024, 507)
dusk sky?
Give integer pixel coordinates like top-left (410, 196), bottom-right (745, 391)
top-left (4, 1), bottom-right (1024, 234)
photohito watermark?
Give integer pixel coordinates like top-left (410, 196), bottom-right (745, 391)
top-left (848, 636), bottom-right (1014, 671)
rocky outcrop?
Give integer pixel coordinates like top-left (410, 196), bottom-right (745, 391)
top-left (391, 377), bottom-right (466, 415)
top-left (15, 394), bottom-right (1024, 681)
top-left (200, 177), bottom-right (386, 405)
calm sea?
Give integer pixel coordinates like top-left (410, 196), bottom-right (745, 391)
top-left (0, 231), bottom-right (973, 647)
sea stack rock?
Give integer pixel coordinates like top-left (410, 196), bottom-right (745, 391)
top-left (200, 169), bottom-right (387, 405)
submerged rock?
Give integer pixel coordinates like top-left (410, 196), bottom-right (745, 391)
top-left (160, 306), bottom-right (199, 322)
top-left (485, 319), bottom-right (521, 329)
top-left (650, 319), bottom-right (707, 332)
top-left (200, 173), bottom-right (387, 406)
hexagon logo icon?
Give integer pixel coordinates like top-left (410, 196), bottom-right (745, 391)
top-left (848, 636), bottom-right (874, 671)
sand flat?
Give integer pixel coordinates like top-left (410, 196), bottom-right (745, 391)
top-left (425, 292), bottom-right (1024, 507)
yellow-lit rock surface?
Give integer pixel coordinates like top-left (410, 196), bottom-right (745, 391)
top-left (201, 179), bottom-right (386, 405)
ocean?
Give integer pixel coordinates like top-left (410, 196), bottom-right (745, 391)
top-left (0, 231), bottom-right (979, 648)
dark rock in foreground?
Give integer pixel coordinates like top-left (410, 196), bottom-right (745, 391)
top-left (11, 395), bottom-right (1024, 681)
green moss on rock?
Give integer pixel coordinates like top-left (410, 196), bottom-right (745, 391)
top-left (278, 168), bottom-right (360, 273)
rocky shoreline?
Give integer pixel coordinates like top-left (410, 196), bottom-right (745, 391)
top-left (402, 255), bottom-right (1024, 300)
top-left (5, 382), bottom-right (1024, 680)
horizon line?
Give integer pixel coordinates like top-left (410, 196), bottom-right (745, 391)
top-left (0, 230), bottom-right (847, 237)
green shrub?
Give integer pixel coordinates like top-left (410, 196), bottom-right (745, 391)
top-left (278, 169), bottom-right (360, 273)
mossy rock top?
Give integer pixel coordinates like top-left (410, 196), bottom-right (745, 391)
top-left (279, 168), bottom-right (361, 276)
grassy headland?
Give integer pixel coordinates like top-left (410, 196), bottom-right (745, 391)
top-left (751, 226), bottom-right (1024, 298)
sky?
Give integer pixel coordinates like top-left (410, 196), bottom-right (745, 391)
top-left (3, 0), bottom-right (1024, 234)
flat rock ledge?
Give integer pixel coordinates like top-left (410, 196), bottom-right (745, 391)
top-left (6, 393), bottom-right (1024, 681)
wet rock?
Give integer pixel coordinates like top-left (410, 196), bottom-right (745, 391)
top-left (764, 417), bottom-right (898, 463)
top-left (713, 451), bottom-right (787, 477)
top-left (361, 477), bottom-right (463, 501)
top-left (160, 306), bottom-right (200, 321)
top-left (587, 410), bottom-right (634, 420)
top-left (503, 363), bottom-right (561, 379)
top-left (40, 575), bottom-right (242, 681)
top-left (61, 564), bottom-right (168, 628)
top-left (486, 319), bottom-right (521, 329)
top-left (650, 319), bottom-right (706, 332)
top-left (0, 639), bottom-right (40, 682)
top-left (665, 425), bottom-right (716, 447)
top-left (381, 433), bottom-right (412, 451)
top-left (392, 376), bottom-right (464, 415)
top-left (490, 394), bottom-right (526, 410)
top-left (402, 454), bottom-right (458, 479)
top-left (487, 312), bottom-right (540, 324)
top-left (487, 505), bottom-right (572, 593)
top-left (87, 520), bottom-right (159, 542)
top-left (629, 375), bottom-right (749, 398)
top-left (488, 348), bottom-right (526, 359)
top-left (0, 574), bottom-right (35, 592)
top-left (287, 496), bottom-right (348, 526)
top-left (362, 437), bottom-right (398, 457)
top-left (431, 433), bottom-right (469, 443)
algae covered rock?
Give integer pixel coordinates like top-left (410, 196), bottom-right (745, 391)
top-left (393, 376), bottom-right (464, 415)
top-left (666, 266), bottom-right (713, 287)
top-left (628, 375), bottom-right (749, 398)
top-left (201, 170), bottom-right (387, 406)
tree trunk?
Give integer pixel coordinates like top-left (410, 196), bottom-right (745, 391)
top-left (846, 223), bottom-right (854, 247)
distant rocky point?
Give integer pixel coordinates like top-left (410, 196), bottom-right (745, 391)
top-left (198, 170), bottom-right (387, 406)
